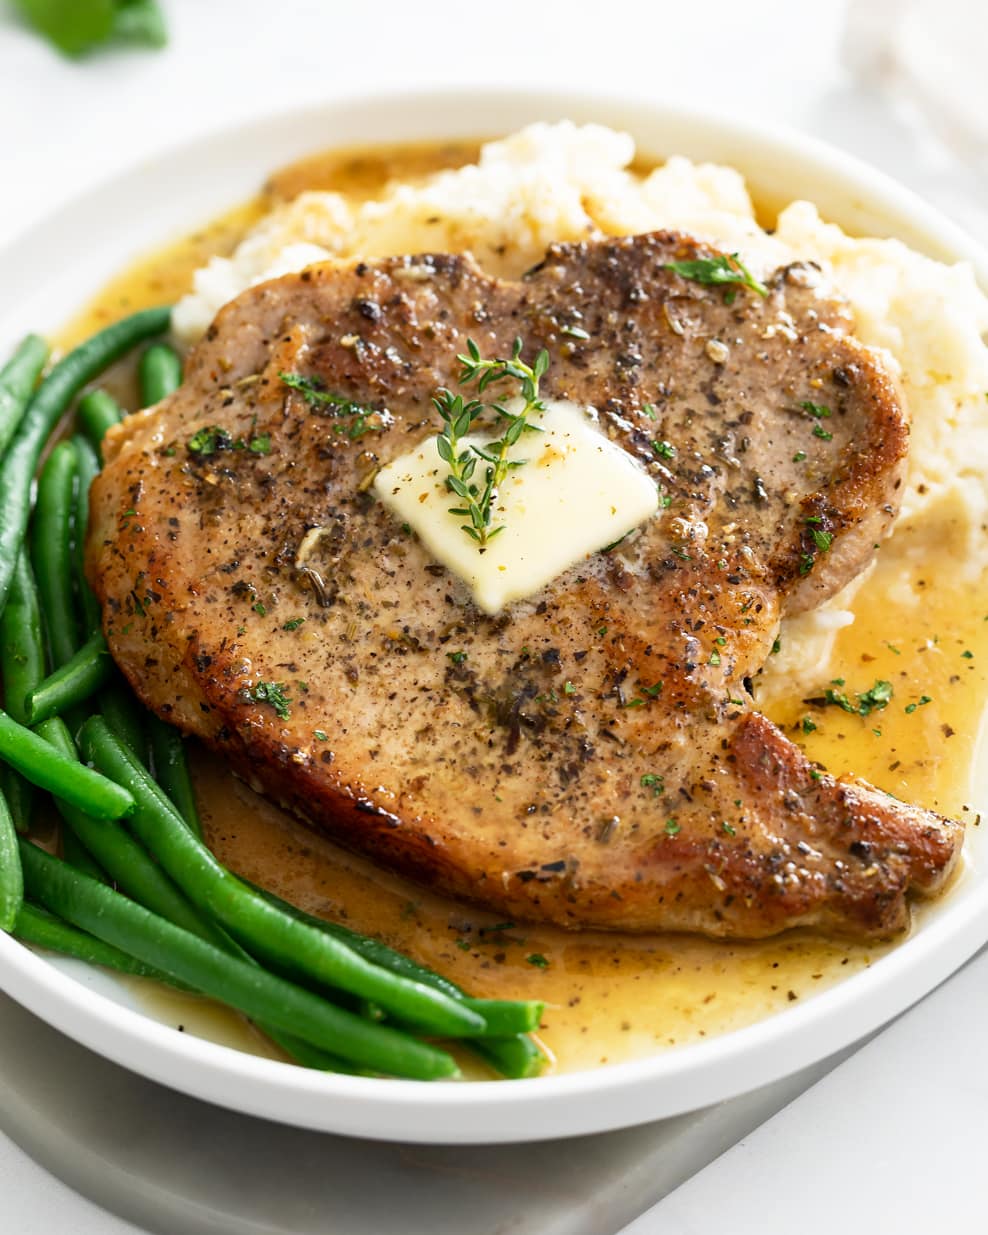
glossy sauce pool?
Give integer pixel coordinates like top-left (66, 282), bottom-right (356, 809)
top-left (58, 140), bottom-right (988, 1077)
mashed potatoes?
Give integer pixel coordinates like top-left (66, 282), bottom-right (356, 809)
top-left (174, 122), bottom-right (988, 687)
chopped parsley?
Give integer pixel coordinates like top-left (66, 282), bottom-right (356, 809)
top-left (857, 680), bottom-right (894, 714)
top-left (282, 618), bottom-right (305, 631)
top-left (793, 450), bottom-right (807, 463)
top-left (187, 425), bottom-right (233, 456)
top-left (805, 520), bottom-right (834, 554)
top-left (812, 424), bottom-right (834, 441)
top-left (641, 772), bottom-right (665, 795)
top-left (187, 423), bottom-right (272, 458)
top-left (801, 717), bottom-right (817, 733)
top-left (664, 818), bottom-right (681, 836)
top-left (800, 401), bottom-right (832, 419)
top-left (819, 678), bottom-right (894, 717)
top-left (526, 953), bottom-right (550, 968)
top-left (904, 695), bottom-right (933, 715)
top-left (279, 371), bottom-right (384, 440)
top-left (313, 729), bottom-right (329, 741)
top-left (446, 650), bottom-right (468, 664)
top-left (651, 439), bottom-right (676, 460)
top-left (722, 821), bottom-right (736, 837)
top-left (242, 680), bottom-right (291, 720)
top-left (664, 253), bottom-right (768, 299)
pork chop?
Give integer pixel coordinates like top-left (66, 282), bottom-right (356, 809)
top-left (88, 232), bottom-right (963, 939)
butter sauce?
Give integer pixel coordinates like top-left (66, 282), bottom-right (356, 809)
top-left (57, 139), bottom-right (988, 1077)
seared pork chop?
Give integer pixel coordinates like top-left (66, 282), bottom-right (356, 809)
top-left (88, 232), bottom-right (963, 939)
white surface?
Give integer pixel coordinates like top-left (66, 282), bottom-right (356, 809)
top-left (3, 86), bottom-right (987, 1145)
top-left (626, 943), bottom-right (988, 1235)
top-left (2, 0), bottom-right (987, 1230)
top-left (0, 988), bottom-right (850, 1235)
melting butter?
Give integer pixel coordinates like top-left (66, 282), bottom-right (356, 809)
top-left (373, 399), bottom-right (659, 613)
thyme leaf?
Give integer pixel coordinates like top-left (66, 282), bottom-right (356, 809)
top-left (435, 337), bottom-right (550, 549)
top-left (241, 680), bottom-right (291, 720)
top-left (664, 253), bottom-right (768, 299)
top-left (279, 372), bottom-right (385, 440)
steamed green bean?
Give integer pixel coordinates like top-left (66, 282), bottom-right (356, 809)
top-left (31, 439), bottom-right (80, 668)
top-left (0, 307), bottom-right (169, 611)
top-left (25, 633), bottom-right (112, 726)
top-left (76, 388), bottom-right (122, 458)
top-left (0, 335), bottom-right (47, 458)
top-left (80, 716), bottom-right (487, 1038)
top-left (20, 841), bottom-right (457, 1080)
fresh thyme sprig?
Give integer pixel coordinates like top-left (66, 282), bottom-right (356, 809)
top-left (665, 253), bottom-right (768, 301)
top-left (435, 337), bottom-right (550, 549)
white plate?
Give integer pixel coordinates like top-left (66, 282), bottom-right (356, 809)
top-left (1, 87), bottom-right (986, 1145)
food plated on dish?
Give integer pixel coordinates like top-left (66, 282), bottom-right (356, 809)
top-left (1, 97), bottom-right (987, 1139)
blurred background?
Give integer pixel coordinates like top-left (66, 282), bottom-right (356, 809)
top-left (2, 0), bottom-right (987, 244)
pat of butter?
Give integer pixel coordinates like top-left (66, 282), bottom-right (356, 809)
top-left (373, 399), bottom-right (659, 613)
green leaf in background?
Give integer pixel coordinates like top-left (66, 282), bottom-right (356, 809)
top-left (111, 0), bottom-right (167, 47)
top-left (14, 0), bottom-right (167, 57)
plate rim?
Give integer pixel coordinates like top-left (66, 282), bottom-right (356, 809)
top-left (1, 82), bottom-right (986, 1144)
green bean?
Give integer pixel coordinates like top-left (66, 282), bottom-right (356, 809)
top-left (13, 902), bottom-right (170, 980)
top-left (0, 790), bottom-right (23, 931)
top-left (19, 840), bottom-right (457, 1080)
top-left (61, 826), bottom-right (107, 882)
top-left (1, 550), bottom-right (45, 726)
top-left (31, 439), bottom-right (81, 669)
top-left (0, 767), bottom-right (32, 834)
top-left (470, 1035), bottom-right (545, 1080)
top-left (72, 433), bottom-right (102, 635)
top-left (0, 551), bottom-right (44, 832)
top-left (244, 882), bottom-right (544, 1074)
top-left (0, 335), bottom-right (48, 458)
top-left (79, 716), bottom-right (486, 1037)
top-left (20, 885), bottom-right (347, 1069)
top-left (263, 1028), bottom-right (362, 1075)
top-left (247, 880), bottom-right (542, 1037)
top-left (0, 709), bottom-right (132, 819)
top-left (138, 342), bottom-right (182, 404)
top-left (98, 678), bottom-right (149, 762)
top-left (0, 307), bottom-right (170, 612)
top-left (148, 716), bottom-right (201, 837)
top-left (76, 389), bottom-right (122, 460)
top-left (36, 717), bottom-right (225, 945)
top-left (25, 633), bottom-right (112, 726)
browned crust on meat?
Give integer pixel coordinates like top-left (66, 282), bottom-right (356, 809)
top-left (88, 233), bottom-right (962, 939)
